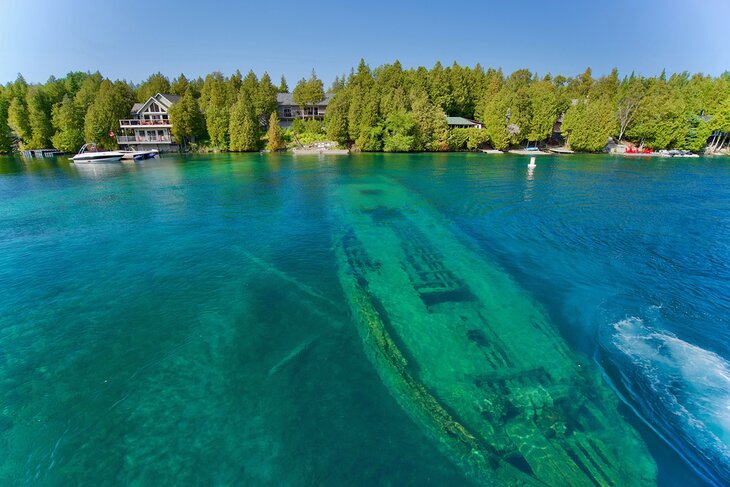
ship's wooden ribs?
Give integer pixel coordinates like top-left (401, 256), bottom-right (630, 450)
top-left (364, 206), bottom-right (474, 308)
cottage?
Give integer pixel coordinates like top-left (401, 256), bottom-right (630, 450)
top-left (277, 92), bottom-right (333, 128)
top-left (446, 116), bottom-right (483, 129)
top-left (117, 93), bottom-right (180, 152)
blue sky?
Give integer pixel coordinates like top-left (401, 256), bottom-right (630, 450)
top-left (2, 0), bottom-right (728, 86)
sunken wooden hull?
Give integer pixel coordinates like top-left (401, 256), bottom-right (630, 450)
top-left (332, 177), bottom-right (656, 486)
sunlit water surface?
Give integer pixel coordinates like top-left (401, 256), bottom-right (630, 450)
top-left (0, 153), bottom-right (728, 486)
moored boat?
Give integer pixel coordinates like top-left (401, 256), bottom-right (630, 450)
top-left (120, 149), bottom-right (159, 160)
top-left (70, 143), bottom-right (123, 163)
top-left (331, 176), bottom-right (657, 486)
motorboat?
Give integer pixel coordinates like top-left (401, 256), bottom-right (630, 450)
top-left (120, 149), bottom-right (159, 161)
top-left (70, 143), bottom-right (123, 163)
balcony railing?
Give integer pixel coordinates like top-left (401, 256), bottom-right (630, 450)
top-left (117, 135), bottom-right (173, 144)
top-left (119, 119), bottom-right (172, 127)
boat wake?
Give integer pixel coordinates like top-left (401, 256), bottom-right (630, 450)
top-left (601, 316), bottom-right (730, 485)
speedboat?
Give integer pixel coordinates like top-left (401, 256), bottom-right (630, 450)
top-left (70, 143), bottom-right (123, 163)
top-left (120, 149), bottom-right (159, 161)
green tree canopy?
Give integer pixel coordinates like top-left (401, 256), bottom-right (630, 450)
top-left (84, 80), bottom-right (134, 149)
top-left (169, 86), bottom-right (206, 148)
top-left (51, 95), bottom-right (84, 152)
top-left (293, 70), bottom-right (325, 119)
top-left (229, 92), bottom-right (259, 151)
top-left (266, 112), bottom-right (285, 151)
top-left (137, 72), bottom-right (171, 102)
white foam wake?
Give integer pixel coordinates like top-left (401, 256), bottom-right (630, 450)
top-left (606, 317), bottom-right (730, 484)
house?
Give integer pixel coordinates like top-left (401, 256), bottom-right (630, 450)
top-left (446, 116), bottom-right (483, 129)
top-left (117, 93), bottom-right (181, 152)
top-left (277, 92), bottom-right (333, 128)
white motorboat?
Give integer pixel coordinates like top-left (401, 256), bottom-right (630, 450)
top-left (120, 149), bottom-right (159, 161)
top-left (70, 143), bottom-right (123, 163)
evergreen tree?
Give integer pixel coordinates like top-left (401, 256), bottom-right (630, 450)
top-left (256, 72), bottom-right (279, 125)
top-left (7, 96), bottom-right (32, 146)
top-left (171, 74), bottom-right (190, 96)
top-left (26, 87), bottom-right (53, 148)
top-left (137, 72), bottom-right (171, 101)
top-left (266, 112), bottom-right (285, 151)
top-left (0, 93), bottom-right (12, 153)
top-left (293, 70), bottom-right (325, 119)
top-left (383, 111), bottom-right (415, 152)
top-left (527, 79), bottom-right (558, 143)
top-left (201, 72), bottom-right (231, 149)
top-left (73, 73), bottom-right (103, 112)
top-left (410, 90), bottom-right (448, 151)
top-left (428, 61), bottom-right (453, 114)
top-left (562, 97), bottom-right (616, 151)
top-left (480, 88), bottom-right (512, 150)
top-left (84, 80), bottom-right (134, 149)
top-left (325, 88), bottom-right (350, 144)
top-left (229, 92), bottom-right (259, 151)
top-left (169, 86), bottom-right (205, 148)
top-left (51, 95), bottom-right (84, 152)
top-left (278, 76), bottom-right (289, 93)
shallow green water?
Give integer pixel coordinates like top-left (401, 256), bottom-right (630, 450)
top-left (0, 153), bottom-right (727, 486)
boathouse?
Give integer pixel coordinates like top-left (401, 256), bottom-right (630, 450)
top-left (116, 93), bottom-right (180, 152)
top-left (277, 92), bottom-right (333, 128)
top-left (446, 116), bottom-right (483, 129)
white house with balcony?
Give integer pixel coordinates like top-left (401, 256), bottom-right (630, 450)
top-left (117, 93), bottom-right (180, 152)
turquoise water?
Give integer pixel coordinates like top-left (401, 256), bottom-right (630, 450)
top-left (0, 153), bottom-right (728, 486)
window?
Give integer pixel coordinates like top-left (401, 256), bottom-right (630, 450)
top-left (283, 107), bottom-right (292, 118)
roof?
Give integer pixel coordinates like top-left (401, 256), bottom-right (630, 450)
top-left (159, 93), bottom-right (180, 104)
top-left (277, 92), bottom-right (333, 106)
top-left (132, 93), bottom-right (181, 115)
top-left (446, 116), bottom-right (478, 126)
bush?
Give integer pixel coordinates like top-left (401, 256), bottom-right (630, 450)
top-left (293, 118), bottom-right (324, 135)
top-left (447, 128), bottom-right (470, 150)
top-left (447, 128), bottom-right (488, 150)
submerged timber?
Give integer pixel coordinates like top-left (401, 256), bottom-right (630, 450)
top-left (332, 177), bottom-right (657, 486)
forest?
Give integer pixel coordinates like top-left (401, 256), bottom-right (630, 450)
top-left (0, 60), bottom-right (729, 154)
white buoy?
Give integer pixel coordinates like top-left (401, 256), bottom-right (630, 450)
top-left (528, 156), bottom-right (536, 168)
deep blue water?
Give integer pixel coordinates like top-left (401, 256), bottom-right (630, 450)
top-left (0, 153), bottom-right (728, 486)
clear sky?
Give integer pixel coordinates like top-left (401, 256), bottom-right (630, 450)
top-left (2, 0), bottom-right (728, 86)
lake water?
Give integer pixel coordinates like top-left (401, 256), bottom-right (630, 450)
top-left (0, 153), bottom-right (728, 486)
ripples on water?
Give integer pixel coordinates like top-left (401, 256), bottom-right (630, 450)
top-left (0, 153), bottom-right (728, 486)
